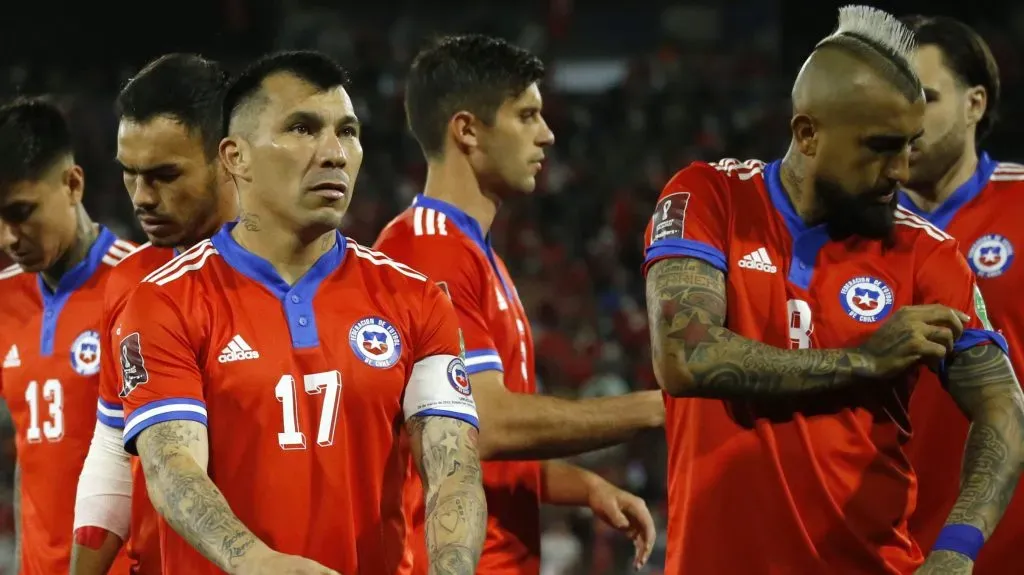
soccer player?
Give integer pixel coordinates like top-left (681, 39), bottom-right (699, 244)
top-left (0, 98), bottom-right (134, 574)
top-left (374, 35), bottom-right (660, 575)
top-left (899, 16), bottom-right (1024, 574)
top-left (117, 50), bottom-right (487, 575)
top-left (642, 7), bottom-right (1024, 575)
top-left (71, 54), bottom-right (237, 575)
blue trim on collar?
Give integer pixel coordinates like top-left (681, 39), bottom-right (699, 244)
top-left (36, 227), bottom-right (117, 356)
top-left (898, 152), bottom-right (998, 231)
top-left (210, 222), bottom-right (345, 349)
top-left (411, 195), bottom-right (513, 299)
top-left (764, 161), bottom-right (831, 290)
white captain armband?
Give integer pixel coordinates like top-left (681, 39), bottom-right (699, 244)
top-left (403, 354), bottom-right (480, 428)
top-left (73, 421), bottom-right (132, 539)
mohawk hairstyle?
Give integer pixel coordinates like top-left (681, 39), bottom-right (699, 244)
top-left (116, 53), bottom-right (229, 159)
top-left (816, 5), bottom-right (922, 100)
top-left (0, 97), bottom-right (73, 189)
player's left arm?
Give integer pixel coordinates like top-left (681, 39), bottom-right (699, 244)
top-left (406, 415), bottom-right (486, 574)
top-left (914, 243), bottom-right (1024, 571)
top-left (404, 280), bottom-right (487, 574)
top-left (540, 460), bottom-right (655, 570)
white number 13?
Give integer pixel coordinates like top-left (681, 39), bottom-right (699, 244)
top-left (787, 298), bottom-right (814, 349)
top-left (274, 371), bottom-right (342, 450)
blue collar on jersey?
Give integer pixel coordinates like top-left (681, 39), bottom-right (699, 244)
top-left (36, 226), bottom-right (117, 357)
top-left (210, 222), bottom-right (346, 349)
top-left (897, 151), bottom-right (998, 231)
top-left (411, 194), bottom-right (514, 299)
top-left (764, 160), bottom-right (831, 290)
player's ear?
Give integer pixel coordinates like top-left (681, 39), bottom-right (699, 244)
top-left (449, 111), bottom-right (480, 154)
top-left (64, 164), bottom-right (85, 205)
top-left (219, 136), bottom-right (251, 182)
top-left (964, 85), bottom-right (987, 128)
top-left (791, 113), bottom-right (819, 157)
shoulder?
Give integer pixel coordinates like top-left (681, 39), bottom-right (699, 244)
top-left (985, 161), bottom-right (1024, 196)
top-left (137, 239), bottom-right (219, 293)
top-left (892, 205), bottom-right (962, 264)
top-left (0, 262), bottom-right (25, 283)
top-left (661, 157), bottom-right (766, 198)
top-left (373, 209), bottom-right (483, 272)
top-left (105, 242), bottom-right (177, 306)
top-left (344, 237), bottom-right (430, 285)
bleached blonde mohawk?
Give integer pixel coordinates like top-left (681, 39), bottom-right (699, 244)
top-left (820, 5), bottom-right (917, 65)
top-left (813, 4), bottom-right (922, 100)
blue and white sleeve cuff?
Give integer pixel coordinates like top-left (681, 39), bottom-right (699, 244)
top-left (96, 398), bottom-right (125, 429)
top-left (463, 349), bottom-right (503, 374)
top-left (122, 398), bottom-right (208, 455)
top-left (939, 328), bottom-right (1010, 384)
top-left (644, 238), bottom-right (727, 273)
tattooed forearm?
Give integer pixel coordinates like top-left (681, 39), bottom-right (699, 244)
top-left (943, 344), bottom-right (1024, 538)
top-left (645, 258), bottom-right (871, 397)
top-left (136, 420), bottom-right (268, 573)
top-left (407, 416), bottom-right (486, 575)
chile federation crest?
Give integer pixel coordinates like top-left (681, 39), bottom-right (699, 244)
top-left (968, 234), bottom-right (1014, 278)
top-left (349, 317), bottom-right (402, 369)
top-left (840, 276), bottom-right (894, 323)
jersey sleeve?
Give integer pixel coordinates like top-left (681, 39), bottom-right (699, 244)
top-left (402, 281), bottom-right (479, 428)
top-left (643, 162), bottom-right (730, 276)
top-left (915, 240), bottom-right (1009, 380)
top-left (374, 232), bottom-right (502, 376)
top-left (117, 282), bottom-right (206, 454)
top-left (96, 275), bottom-right (133, 430)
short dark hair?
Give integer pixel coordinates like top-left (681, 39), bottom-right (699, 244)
top-left (0, 97), bottom-right (73, 189)
top-left (223, 50), bottom-right (350, 135)
top-left (901, 15), bottom-right (1001, 141)
top-left (116, 53), bottom-right (228, 158)
top-left (405, 34), bottom-right (546, 158)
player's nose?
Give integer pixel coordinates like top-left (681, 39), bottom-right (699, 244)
top-left (537, 116), bottom-right (555, 147)
top-left (0, 222), bottom-right (16, 252)
top-left (316, 132), bottom-right (347, 168)
top-left (885, 148), bottom-right (911, 184)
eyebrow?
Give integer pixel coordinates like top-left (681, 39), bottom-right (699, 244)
top-left (284, 110), bottom-right (361, 128)
top-left (115, 160), bottom-right (179, 175)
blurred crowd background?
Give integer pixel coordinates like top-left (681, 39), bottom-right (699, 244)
top-left (1, 0), bottom-right (1023, 573)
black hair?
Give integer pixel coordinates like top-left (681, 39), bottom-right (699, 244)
top-left (222, 50), bottom-right (350, 135)
top-left (405, 34), bottom-right (545, 158)
top-left (901, 15), bottom-right (1001, 141)
top-left (0, 97), bottom-right (73, 188)
top-left (116, 53), bottom-right (229, 158)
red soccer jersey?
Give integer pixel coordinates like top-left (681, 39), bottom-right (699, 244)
top-left (374, 195), bottom-right (541, 575)
top-left (642, 158), bottom-right (1004, 574)
top-left (0, 228), bottom-right (134, 575)
top-left (117, 224), bottom-right (477, 575)
top-left (95, 242), bottom-right (176, 575)
top-left (902, 154), bottom-right (1024, 574)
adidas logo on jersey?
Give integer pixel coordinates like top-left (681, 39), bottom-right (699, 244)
top-left (217, 335), bottom-right (260, 363)
top-left (2, 345), bottom-right (19, 368)
top-left (738, 247), bottom-right (777, 273)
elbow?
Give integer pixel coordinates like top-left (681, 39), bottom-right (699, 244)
top-left (652, 348), bottom-right (695, 398)
top-left (472, 393), bottom-right (509, 461)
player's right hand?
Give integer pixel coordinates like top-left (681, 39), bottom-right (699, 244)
top-left (856, 304), bottom-right (970, 378)
top-left (236, 550), bottom-right (342, 575)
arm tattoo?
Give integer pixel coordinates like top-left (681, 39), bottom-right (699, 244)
top-left (645, 258), bottom-right (870, 397)
top-left (943, 344), bottom-right (1024, 537)
top-left (407, 416), bottom-right (486, 575)
top-left (136, 421), bottom-right (263, 571)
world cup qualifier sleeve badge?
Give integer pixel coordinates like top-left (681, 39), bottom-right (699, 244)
top-left (839, 276), bottom-right (894, 323)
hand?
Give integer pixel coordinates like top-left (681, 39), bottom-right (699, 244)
top-left (915, 550), bottom-right (973, 574)
top-left (857, 305), bottom-right (969, 378)
top-left (235, 549), bottom-right (341, 575)
top-left (586, 479), bottom-right (656, 571)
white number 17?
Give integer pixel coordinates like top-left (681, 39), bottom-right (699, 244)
top-left (274, 371), bottom-right (343, 450)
